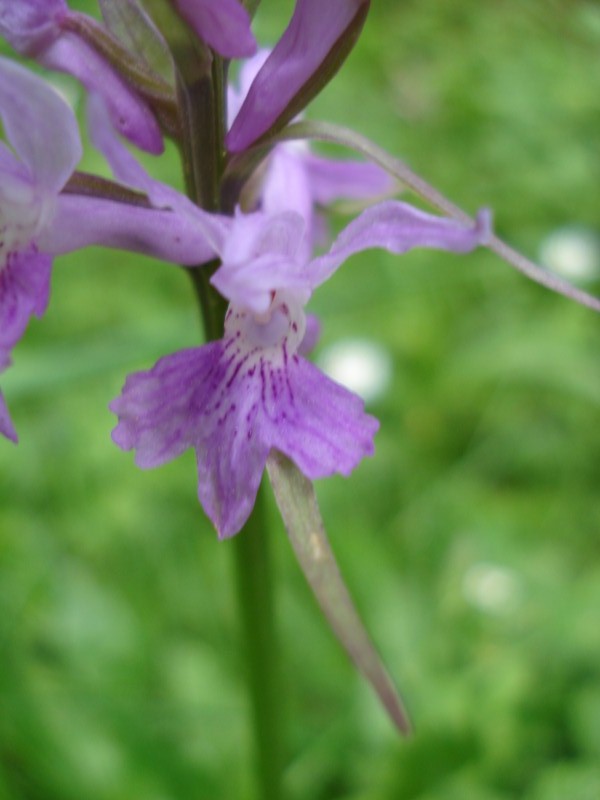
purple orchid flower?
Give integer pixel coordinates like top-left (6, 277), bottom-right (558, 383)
top-left (0, 0), bottom-right (163, 153)
top-left (110, 203), bottom-right (491, 538)
top-left (0, 61), bottom-right (222, 442)
top-left (174, 0), bottom-right (256, 59)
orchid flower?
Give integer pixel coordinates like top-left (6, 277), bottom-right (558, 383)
top-left (110, 202), bottom-right (491, 538)
top-left (0, 60), bottom-right (223, 441)
top-left (0, 0), bottom-right (163, 153)
top-left (173, 0), bottom-right (256, 59)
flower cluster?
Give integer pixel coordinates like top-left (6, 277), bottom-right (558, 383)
top-left (8, 0), bottom-right (578, 540)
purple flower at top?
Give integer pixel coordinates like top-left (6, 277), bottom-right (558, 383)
top-left (110, 202), bottom-right (491, 538)
top-left (0, 0), bottom-right (163, 153)
top-left (174, 0), bottom-right (256, 59)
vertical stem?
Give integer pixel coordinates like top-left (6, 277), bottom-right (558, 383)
top-left (232, 487), bottom-right (284, 800)
top-left (155, 12), bottom-right (284, 793)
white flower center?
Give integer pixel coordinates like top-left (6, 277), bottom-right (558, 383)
top-left (224, 291), bottom-right (306, 366)
top-left (0, 173), bottom-right (50, 271)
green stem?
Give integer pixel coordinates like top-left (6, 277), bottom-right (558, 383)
top-left (232, 487), bottom-right (284, 800)
top-left (160, 15), bottom-right (284, 794)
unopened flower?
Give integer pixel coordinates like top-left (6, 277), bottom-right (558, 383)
top-left (111, 203), bottom-right (491, 537)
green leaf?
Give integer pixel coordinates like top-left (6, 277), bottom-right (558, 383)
top-left (64, 11), bottom-right (175, 104)
top-left (98, 0), bottom-right (176, 87)
top-left (266, 451), bottom-right (412, 736)
top-left (241, 0), bottom-right (262, 17)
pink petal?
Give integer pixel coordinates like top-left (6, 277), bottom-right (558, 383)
top-left (0, 0), bottom-right (66, 55)
top-left (309, 201), bottom-right (492, 288)
top-left (0, 248), bottom-right (51, 354)
top-left (228, 49), bottom-right (270, 126)
top-left (40, 194), bottom-right (217, 266)
top-left (304, 154), bottom-right (396, 205)
top-left (110, 340), bottom-right (272, 537)
top-left (210, 210), bottom-right (308, 313)
top-left (40, 33), bottom-right (163, 154)
top-left (0, 55), bottom-right (81, 192)
top-left (85, 93), bottom-right (230, 254)
top-left (226, 0), bottom-right (369, 152)
top-left (262, 147), bottom-right (314, 258)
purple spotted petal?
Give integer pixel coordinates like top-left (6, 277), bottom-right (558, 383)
top-left (110, 341), bottom-right (271, 536)
top-left (304, 154), bottom-right (396, 205)
top-left (271, 355), bottom-right (378, 480)
top-left (0, 248), bottom-right (51, 353)
top-left (111, 303), bottom-right (377, 538)
top-left (309, 201), bottom-right (492, 288)
top-left (226, 0), bottom-right (368, 152)
top-left (0, 0), bottom-right (66, 55)
top-left (174, 0), bottom-right (256, 58)
top-left (0, 387), bottom-right (17, 443)
top-left (0, 55), bottom-right (81, 192)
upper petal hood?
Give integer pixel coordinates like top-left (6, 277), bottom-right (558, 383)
top-left (0, 56), bottom-right (81, 193)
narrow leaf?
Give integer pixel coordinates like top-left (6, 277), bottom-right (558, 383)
top-left (266, 451), bottom-right (412, 736)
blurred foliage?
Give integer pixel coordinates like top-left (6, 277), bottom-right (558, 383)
top-left (1, 0), bottom-right (600, 798)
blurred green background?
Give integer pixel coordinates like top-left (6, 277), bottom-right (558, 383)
top-left (1, 1), bottom-right (600, 798)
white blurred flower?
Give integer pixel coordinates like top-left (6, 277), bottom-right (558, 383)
top-left (540, 225), bottom-right (600, 283)
top-left (462, 562), bottom-right (522, 615)
top-left (317, 338), bottom-right (393, 403)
